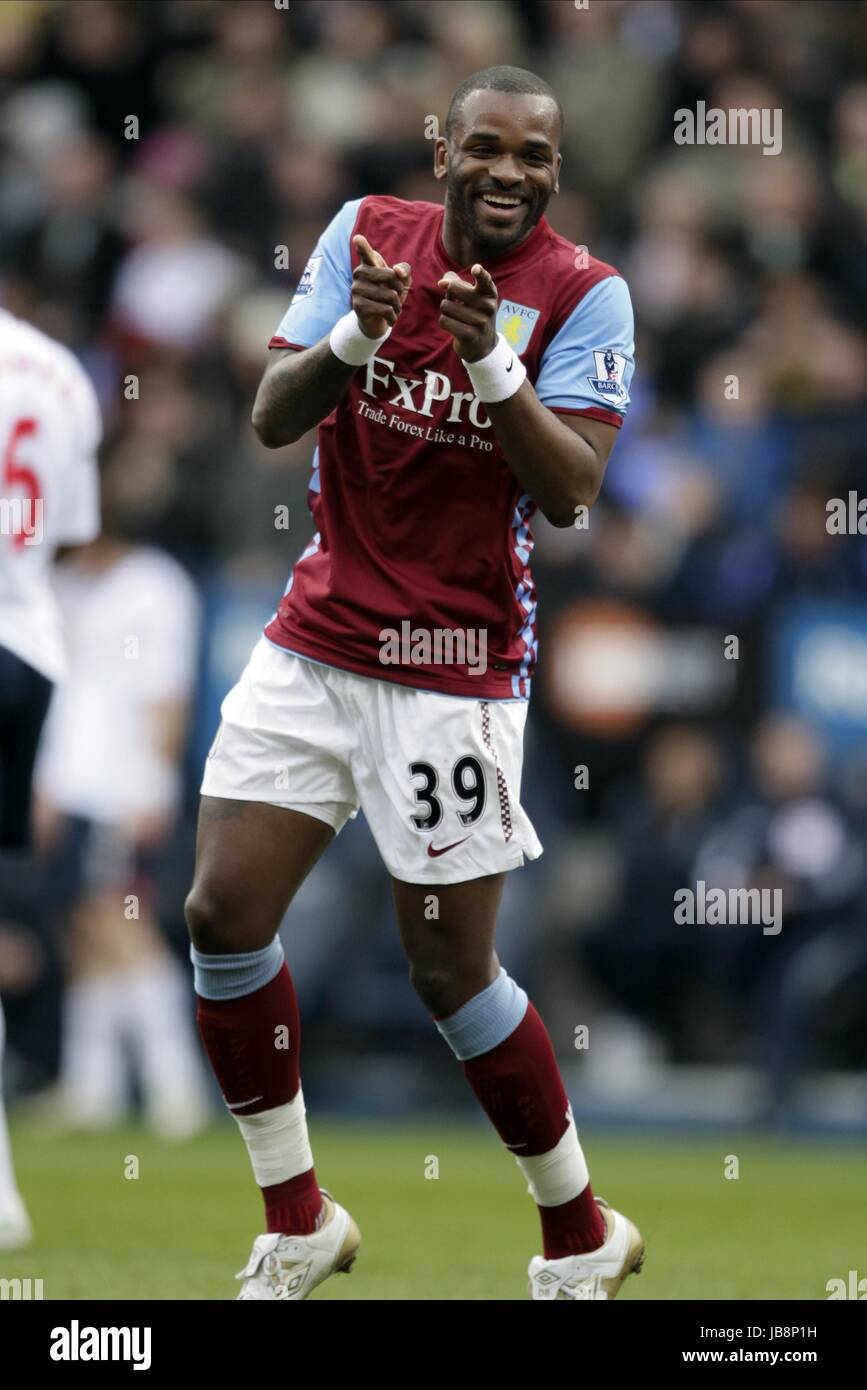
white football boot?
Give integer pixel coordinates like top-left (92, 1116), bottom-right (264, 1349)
top-left (235, 1189), bottom-right (361, 1300)
top-left (528, 1196), bottom-right (645, 1300)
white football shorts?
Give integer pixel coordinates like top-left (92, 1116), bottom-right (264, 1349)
top-left (200, 637), bottom-right (543, 885)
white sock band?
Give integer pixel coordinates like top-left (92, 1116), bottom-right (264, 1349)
top-left (514, 1109), bottom-right (590, 1208)
top-left (233, 1091), bottom-right (313, 1188)
top-left (329, 309), bottom-right (391, 365)
top-left (464, 333), bottom-right (527, 403)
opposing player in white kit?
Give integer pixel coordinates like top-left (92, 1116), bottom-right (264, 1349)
top-left (0, 305), bottom-right (101, 1246)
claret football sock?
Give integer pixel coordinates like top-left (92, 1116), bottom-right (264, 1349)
top-left (236, 1095), bottom-right (324, 1236)
top-left (192, 941), bottom-right (323, 1235)
top-left (434, 968), bottom-right (606, 1258)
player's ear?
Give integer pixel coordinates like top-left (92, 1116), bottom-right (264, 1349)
top-left (553, 152), bottom-right (562, 196)
top-left (433, 137), bottom-right (448, 181)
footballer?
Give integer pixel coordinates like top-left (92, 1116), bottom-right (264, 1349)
top-left (0, 305), bottom-right (101, 1248)
top-left (185, 65), bottom-right (642, 1301)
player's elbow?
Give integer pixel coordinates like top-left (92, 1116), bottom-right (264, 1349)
top-left (544, 504), bottom-right (578, 528)
top-left (545, 483), bottom-right (601, 528)
top-left (251, 402), bottom-right (297, 449)
top-left (251, 417), bottom-right (285, 449)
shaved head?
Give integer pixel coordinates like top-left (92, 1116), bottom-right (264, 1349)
top-left (446, 65), bottom-right (564, 142)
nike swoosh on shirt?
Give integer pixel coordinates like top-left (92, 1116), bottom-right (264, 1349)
top-left (505, 359), bottom-right (513, 371)
top-left (427, 837), bottom-right (471, 858)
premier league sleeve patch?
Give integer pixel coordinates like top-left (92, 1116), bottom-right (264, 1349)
top-left (587, 349), bottom-right (629, 407)
top-left (291, 255), bottom-right (323, 304)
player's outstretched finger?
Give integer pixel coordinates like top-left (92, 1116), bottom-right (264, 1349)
top-left (354, 234), bottom-right (387, 268)
top-left (471, 264), bottom-right (497, 298)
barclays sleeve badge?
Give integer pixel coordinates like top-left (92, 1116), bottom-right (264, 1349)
top-left (291, 255), bottom-right (323, 304)
top-left (587, 348), bottom-right (629, 407)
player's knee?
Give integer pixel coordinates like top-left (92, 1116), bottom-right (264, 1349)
top-left (409, 962), bottom-right (469, 1018)
top-left (184, 883), bottom-right (242, 954)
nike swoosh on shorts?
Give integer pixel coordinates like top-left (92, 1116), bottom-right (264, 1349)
top-left (427, 837), bottom-right (471, 858)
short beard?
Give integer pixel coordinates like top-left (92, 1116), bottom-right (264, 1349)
top-left (445, 168), bottom-right (546, 258)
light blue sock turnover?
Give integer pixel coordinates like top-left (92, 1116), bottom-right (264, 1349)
top-left (434, 966), bottom-right (528, 1061)
top-left (190, 939), bottom-right (285, 1000)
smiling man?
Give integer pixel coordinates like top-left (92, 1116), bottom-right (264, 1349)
top-left (185, 65), bottom-right (641, 1302)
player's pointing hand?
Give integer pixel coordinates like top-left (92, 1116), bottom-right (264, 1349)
top-left (352, 234), bottom-right (412, 340)
top-left (437, 264), bottom-right (498, 362)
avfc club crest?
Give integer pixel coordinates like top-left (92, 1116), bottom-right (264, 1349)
top-left (587, 348), bottom-right (629, 407)
top-left (496, 300), bottom-right (540, 355)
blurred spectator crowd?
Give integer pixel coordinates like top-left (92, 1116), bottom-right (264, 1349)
top-left (1, 0), bottom-right (866, 1126)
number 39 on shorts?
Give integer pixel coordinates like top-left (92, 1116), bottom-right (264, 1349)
top-left (408, 757), bottom-right (486, 831)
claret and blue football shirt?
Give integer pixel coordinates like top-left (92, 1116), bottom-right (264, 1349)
top-left (265, 196), bottom-right (635, 699)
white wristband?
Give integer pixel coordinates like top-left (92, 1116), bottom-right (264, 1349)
top-left (463, 333), bottom-right (527, 403)
top-left (329, 310), bottom-right (391, 366)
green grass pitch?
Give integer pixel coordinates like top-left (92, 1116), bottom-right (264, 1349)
top-left (3, 1117), bottom-right (864, 1300)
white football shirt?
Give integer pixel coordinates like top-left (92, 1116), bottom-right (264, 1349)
top-left (34, 547), bottom-right (202, 823)
top-left (0, 307), bottom-right (101, 681)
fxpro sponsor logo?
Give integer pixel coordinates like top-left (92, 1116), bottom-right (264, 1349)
top-left (674, 101), bottom-right (782, 155)
top-left (379, 620), bottom-right (488, 676)
top-left (0, 495), bottom-right (43, 545)
top-left (674, 880), bottom-right (782, 935)
top-left (50, 1321), bottom-right (152, 1371)
top-left (360, 355), bottom-right (493, 432)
